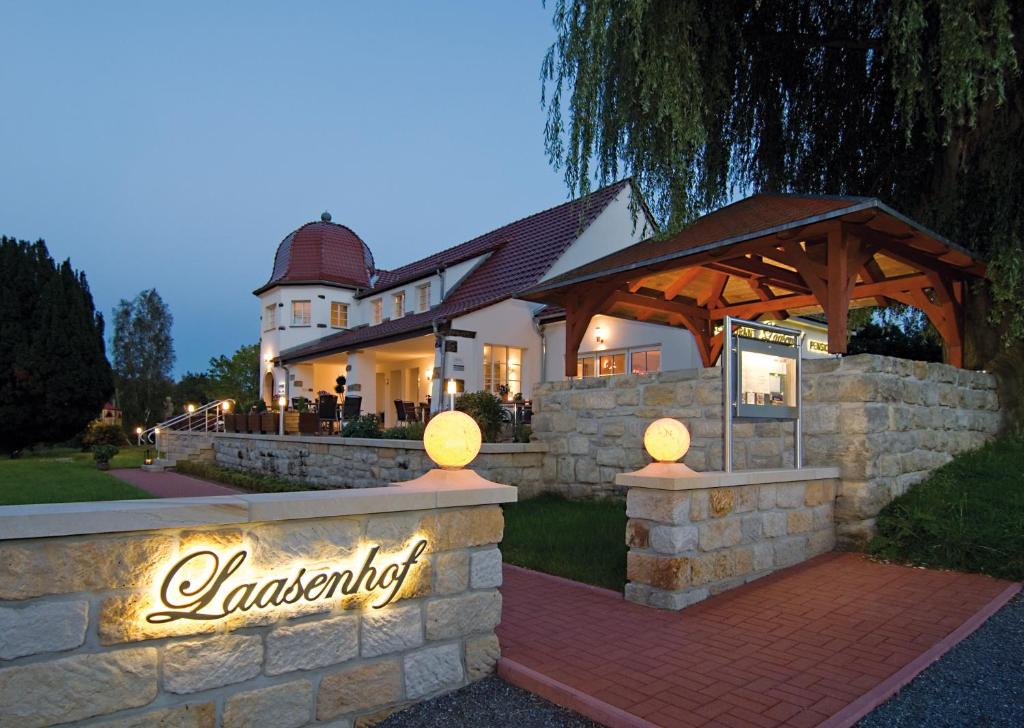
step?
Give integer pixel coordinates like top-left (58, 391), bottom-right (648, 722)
top-left (141, 459), bottom-right (176, 472)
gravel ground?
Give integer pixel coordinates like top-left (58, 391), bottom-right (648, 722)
top-left (379, 594), bottom-right (1022, 728)
top-left (859, 593), bottom-right (1024, 727)
top-left (377, 675), bottom-right (600, 728)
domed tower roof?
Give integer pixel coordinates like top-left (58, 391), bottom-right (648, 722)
top-left (254, 213), bottom-right (375, 294)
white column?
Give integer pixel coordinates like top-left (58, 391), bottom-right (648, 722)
top-left (347, 349), bottom-right (377, 419)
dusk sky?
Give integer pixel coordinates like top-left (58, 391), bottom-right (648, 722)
top-left (0, 2), bottom-right (572, 376)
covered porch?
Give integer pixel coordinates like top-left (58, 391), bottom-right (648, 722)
top-left (522, 195), bottom-right (986, 373)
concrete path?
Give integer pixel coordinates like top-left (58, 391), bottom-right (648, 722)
top-left (109, 469), bottom-right (242, 498)
top-left (497, 553), bottom-right (1020, 728)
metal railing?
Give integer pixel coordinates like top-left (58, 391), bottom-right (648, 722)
top-left (137, 399), bottom-right (236, 445)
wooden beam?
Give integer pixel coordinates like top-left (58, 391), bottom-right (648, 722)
top-left (826, 225), bottom-right (851, 353)
top-left (698, 272), bottom-right (729, 307)
top-left (704, 256), bottom-right (810, 293)
top-left (563, 281), bottom-right (622, 377)
top-left (662, 267), bottom-right (703, 300)
top-left (746, 278), bottom-right (787, 320)
top-left (609, 291), bottom-right (710, 320)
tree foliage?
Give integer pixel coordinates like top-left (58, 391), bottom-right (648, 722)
top-left (543, 0), bottom-right (1022, 354)
top-left (0, 237), bottom-right (113, 453)
top-left (206, 344), bottom-right (259, 407)
top-left (112, 289), bottom-right (175, 429)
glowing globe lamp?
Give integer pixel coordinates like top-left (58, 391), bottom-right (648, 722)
top-left (423, 410), bottom-right (482, 469)
top-left (644, 418), bottom-right (691, 463)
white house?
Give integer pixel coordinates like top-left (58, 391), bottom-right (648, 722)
top-left (257, 180), bottom-right (829, 426)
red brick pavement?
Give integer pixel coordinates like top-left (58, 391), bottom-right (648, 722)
top-left (109, 468), bottom-right (241, 498)
top-left (497, 553), bottom-right (1018, 728)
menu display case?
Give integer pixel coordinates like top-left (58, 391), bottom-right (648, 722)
top-left (734, 337), bottom-right (799, 419)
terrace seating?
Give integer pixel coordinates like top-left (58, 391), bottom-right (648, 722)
top-left (403, 401), bottom-right (418, 423)
top-left (341, 396), bottom-right (362, 422)
top-left (318, 394), bottom-right (338, 435)
top-left (394, 400), bottom-right (408, 424)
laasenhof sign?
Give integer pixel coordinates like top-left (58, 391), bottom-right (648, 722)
top-left (146, 539), bottom-right (428, 624)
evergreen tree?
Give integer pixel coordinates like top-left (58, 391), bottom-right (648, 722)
top-left (0, 236), bottom-right (113, 453)
top-left (112, 289), bottom-right (175, 429)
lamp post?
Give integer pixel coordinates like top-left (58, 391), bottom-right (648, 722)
top-left (186, 403), bottom-right (195, 431)
top-left (277, 395), bottom-right (286, 436)
top-left (135, 426), bottom-right (143, 446)
top-left (447, 379), bottom-right (456, 411)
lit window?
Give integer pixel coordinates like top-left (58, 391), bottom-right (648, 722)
top-left (483, 344), bottom-right (523, 399)
top-left (417, 283), bottom-right (431, 312)
top-left (576, 356), bottom-right (596, 378)
top-left (264, 304), bottom-right (276, 332)
top-left (330, 302), bottom-right (349, 329)
top-left (599, 352), bottom-right (626, 376)
top-left (372, 299), bottom-right (383, 325)
top-left (291, 300), bottom-right (311, 326)
top-left (393, 291), bottom-right (405, 318)
top-left (631, 349), bottom-right (661, 375)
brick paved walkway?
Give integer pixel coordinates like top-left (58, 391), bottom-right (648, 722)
top-left (109, 469), bottom-right (241, 498)
top-left (497, 553), bottom-right (1019, 728)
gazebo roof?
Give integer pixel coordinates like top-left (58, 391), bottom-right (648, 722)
top-left (522, 194), bottom-right (985, 372)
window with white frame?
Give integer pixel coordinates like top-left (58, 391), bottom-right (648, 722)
top-left (631, 349), bottom-right (661, 375)
top-left (330, 301), bottom-right (349, 329)
top-left (575, 356), bottom-right (596, 378)
top-left (291, 300), bottom-right (311, 326)
top-left (483, 344), bottom-right (523, 399)
top-left (417, 283), bottom-right (431, 312)
top-left (393, 291), bottom-right (405, 318)
top-left (371, 299), bottom-right (383, 325)
top-left (263, 304), bottom-right (276, 331)
top-left (599, 352), bottom-right (626, 376)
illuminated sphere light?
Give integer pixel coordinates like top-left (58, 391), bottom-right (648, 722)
top-left (423, 410), bottom-right (482, 469)
top-left (643, 418), bottom-right (691, 463)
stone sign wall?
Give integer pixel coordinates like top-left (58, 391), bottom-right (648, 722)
top-left (0, 484), bottom-right (514, 728)
top-left (532, 354), bottom-right (1001, 547)
top-left (623, 469), bottom-right (839, 610)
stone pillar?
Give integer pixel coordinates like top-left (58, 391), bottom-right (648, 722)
top-left (618, 467), bottom-right (839, 610)
top-left (347, 349), bottom-right (377, 418)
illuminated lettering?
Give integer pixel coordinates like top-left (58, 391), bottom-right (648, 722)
top-left (146, 539), bottom-right (429, 623)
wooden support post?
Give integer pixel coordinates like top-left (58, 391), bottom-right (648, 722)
top-left (562, 281), bottom-right (622, 377)
top-left (826, 225), bottom-right (851, 354)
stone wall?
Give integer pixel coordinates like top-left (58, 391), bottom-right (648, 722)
top-left (162, 432), bottom-right (547, 498)
top-left (623, 470), bottom-right (838, 610)
top-left (0, 485), bottom-right (512, 728)
top-left (532, 354), bottom-right (1001, 547)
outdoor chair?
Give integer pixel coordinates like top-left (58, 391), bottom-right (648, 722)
top-left (403, 401), bottom-right (418, 423)
top-left (341, 396), bottom-right (362, 423)
top-left (394, 400), bottom-right (408, 424)
top-left (318, 394), bottom-right (338, 435)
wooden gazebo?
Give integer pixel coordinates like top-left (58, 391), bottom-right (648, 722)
top-left (522, 194), bottom-right (985, 374)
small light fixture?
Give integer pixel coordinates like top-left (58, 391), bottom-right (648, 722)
top-left (186, 403), bottom-right (196, 414)
top-left (644, 418), bottom-right (691, 463)
top-left (222, 401), bottom-right (231, 412)
top-left (278, 395), bottom-right (287, 409)
top-left (135, 426), bottom-right (143, 435)
top-left (594, 326), bottom-right (604, 344)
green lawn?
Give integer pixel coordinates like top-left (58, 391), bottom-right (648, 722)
top-left (0, 446), bottom-right (152, 506)
top-left (501, 492), bottom-right (626, 591)
top-left (869, 436), bottom-right (1024, 581)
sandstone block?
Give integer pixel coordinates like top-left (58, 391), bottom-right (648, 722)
top-left (0, 599), bottom-right (88, 660)
top-left (787, 510), bottom-right (813, 534)
top-left (741, 515), bottom-right (763, 543)
top-left (365, 513), bottom-right (421, 550)
top-left (317, 659), bottom-right (403, 720)
top-left (643, 384), bottom-right (676, 406)
top-left (361, 603), bottom-right (423, 658)
top-left (466, 633), bottom-right (500, 681)
top-left (164, 635), bottom-right (262, 694)
top-left (774, 536), bottom-right (809, 568)
top-left (426, 591), bottom-right (502, 640)
top-left (626, 519), bottom-right (651, 548)
top-left (0, 647), bottom-right (157, 728)
top-left (698, 519), bottom-right (742, 551)
top-left (758, 484), bottom-right (777, 510)
top-left (420, 506), bottom-right (503, 552)
top-left (734, 486), bottom-right (758, 513)
top-left (470, 548), bottom-right (503, 589)
top-left (404, 643), bottom-right (464, 699)
top-left (775, 483), bottom-right (806, 508)
top-left (752, 542), bottom-right (773, 571)
top-left (92, 703), bottom-right (215, 728)
top-left (626, 489), bottom-right (689, 524)
top-left (266, 615), bottom-right (359, 675)
top-left (649, 524), bottom-right (699, 554)
top-left (709, 488), bottom-right (734, 518)
top-left (627, 552), bottom-right (690, 590)
top-left (0, 534), bottom-right (174, 600)
top-left (434, 550), bottom-right (469, 594)
top-left (762, 512), bottom-right (787, 538)
top-left (223, 680), bottom-right (313, 728)
top-left (689, 490), bottom-right (709, 521)
top-left (626, 583), bottom-right (709, 610)
top-left (804, 480), bottom-right (836, 506)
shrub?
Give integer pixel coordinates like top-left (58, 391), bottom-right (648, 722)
top-left (380, 422), bottom-right (426, 441)
top-left (175, 460), bottom-right (309, 494)
top-left (91, 443), bottom-right (119, 464)
top-left (341, 414), bottom-right (383, 439)
top-left (81, 422), bottom-right (126, 450)
top-left (456, 391), bottom-right (504, 443)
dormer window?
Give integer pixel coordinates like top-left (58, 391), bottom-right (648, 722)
top-left (372, 299), bottom-right (383, 325)
top-left (291, 300), bottom-right (311, 326)
top-left (393, 292), bottom-right (405, 318)
top-left (417, 283), bottom-right (431, 312)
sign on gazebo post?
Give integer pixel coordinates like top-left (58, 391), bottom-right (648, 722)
top-left (721, 316), bottom-right (804, 472)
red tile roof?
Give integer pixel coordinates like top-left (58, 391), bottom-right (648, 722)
top-left (254, 220), bottom-right (376, 294)
top-left (278, 180), bottom-right (631, 362)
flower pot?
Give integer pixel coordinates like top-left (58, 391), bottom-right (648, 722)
top-left (298, 412), bottom-right (319, 435)
top-left (224, 414), bottom-right (237, 433)
top-left (261, 412), bottom-right (277, 434)
top-left (247, 413), bottom-right (261, 434)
